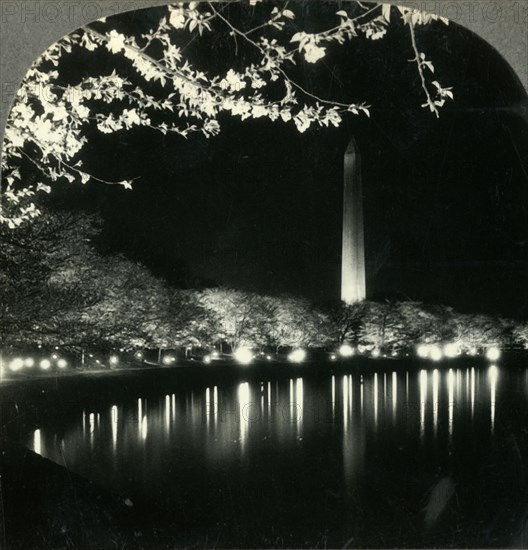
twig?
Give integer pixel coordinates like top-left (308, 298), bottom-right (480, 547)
top-left (406, 20), bottom-right (439, 118)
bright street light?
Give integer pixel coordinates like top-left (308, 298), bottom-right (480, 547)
top-left (9, 358), bottom-right (23, 371)
top-left (416, 344), bottom-right (430, 358)
top-left (486, 346), bottom-right (501, 362)
top-left (339, 344), bottom-right (354, 357)
top-left (430, 345), bottom-right (443, 362)
top-left (234, 347), bottom-right (253, 365)
top-left (444, 343), bottom-right (459, 358)
top-left (288, 349), bottom-right (306, 363)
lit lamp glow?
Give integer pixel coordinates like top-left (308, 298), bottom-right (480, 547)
top-left (234, 348), bottom-right (253, 365)
top-left (371, 348), bottom-right (380, 358)
top-left (24, 357), bottom-right (35, 368)
top-left (203, 355), bottom-right (212, 364)
top-left (162, 355), bottom-right (175, 365)
top-left (57, 358), bottom-right (67, 369)
top-left (430, 345), bottom-right (443, 362)
top-left (109, 355), bottom-right (119, 366)
top-left (40, 359), bottom-right (51, 370)
top-left (9, 358), bottom-right (23, 372)
top-left (135, 351), bottom-right (143, 359)
top-left (486, 346), bottom-right (501, 362)
top-left (339, 344), bottom-right (354, 358)
top-left (288, 349), bottom-right (306, 363)
top-left (444, 343), bottom-right (459, 358)
top-left (416, 344), bottom-right (430, 359)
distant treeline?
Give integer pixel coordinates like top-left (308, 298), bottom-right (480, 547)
top-left (1, 208), bottom-right (527, 354)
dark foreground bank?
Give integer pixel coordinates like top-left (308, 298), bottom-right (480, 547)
top-left (1, 442), bottom-right (220, 550)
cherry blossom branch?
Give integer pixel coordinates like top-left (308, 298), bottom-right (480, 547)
top-left (406, 19), bottom-right (439, 118)
top-left (209, 4), bottom-right (357, 109)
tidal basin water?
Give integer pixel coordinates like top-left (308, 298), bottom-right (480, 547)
top-left (21, 364), bottom-right (528, 547)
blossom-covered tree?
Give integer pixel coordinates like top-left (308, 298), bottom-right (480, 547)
top-left (269, 294), bottom-right (330, 350)
top-left (0, 205), bottom-right (102, 347)
top-left (1, 1), bottom-right (453, 227)
top-left (327, 301), bottom-right (367, 344)
top-left (198, 287), bottom-right (265, 350)
top-left (0, 204), bottom-right (177, 351)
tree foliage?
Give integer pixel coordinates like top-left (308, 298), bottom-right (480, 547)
top-left (1, 1), bottom-right (454, 227)
top-left (4, 205), bottom-right (520, 356)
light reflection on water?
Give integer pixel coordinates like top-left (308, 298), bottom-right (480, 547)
top-left (432, 369), bottom-right (439, 436)
top-left (392, 371), bottom-right (397, 423)
top-left (420, 369), bottom-right (427, 441)
top-left (29, 368), bottom-right (506, 460)
top-left (112, 405), bottom-right (118, 450)
top-left (25, 364), bottom-right (517, 544)
top-left (489, 364), bottom-right (499, 432)
top-left (373, 372), bottom-right (378, 429)
top-left (448, 368), bottom-right (455, 441)
top-left (33, 428), bottom-right (42, 455)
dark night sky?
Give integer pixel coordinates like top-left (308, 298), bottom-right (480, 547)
top-left (44, 2), bottom-right (528, 317)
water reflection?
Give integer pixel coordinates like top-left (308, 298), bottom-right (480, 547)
top-left (29, 367), bottom-right (502, 457)
top-left (420, 370), bottom-right (427, 441)
top-left (295, 377), bottom-right (304, 435)
top-left (471, 367), bottom-right (476, 419)
top-left (111, 405), bottom-right (118, 450)
top-left (448, 369), bottom-right (455, 441)
top-left (331, 375), bottom-right (335, 418)
top-left (489, 365), bottom-right (499, 432)
top-left (343, 375), bottom-right (349, 430)
top-left (165, 395), bottom-right (170, 433)
top-left (33, 428), bottom-right (42, 455)
top-left (392, 371), bottom-right (397, 423)
top-left (238, 382), bottom-right (250, 450)
top-left (373, 373), bottom-right (379, 429)
top-left (432, 369), bottom-right (439, 436)
top-left (360, 375), bottom-right (364, 415)
top-left (141, 414), bottom-right (148, 441)
top-left (89, 412), bottom-right (95, 447)
top-left (22, 363), bottom-right (517, 546)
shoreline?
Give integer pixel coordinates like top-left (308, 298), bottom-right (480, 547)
top-left (0, 353), bottom-right (507, 381)
top-left (0, 354), bottom-right (512, 405)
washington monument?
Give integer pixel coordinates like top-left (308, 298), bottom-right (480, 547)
top-left (341, 137), bottom-right (366, 304)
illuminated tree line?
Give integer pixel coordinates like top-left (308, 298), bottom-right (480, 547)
top-left (1, 208), bottom-right (526, 357)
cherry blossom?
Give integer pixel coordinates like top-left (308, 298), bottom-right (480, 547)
top-left (1, 2), bottom-right (453, 228)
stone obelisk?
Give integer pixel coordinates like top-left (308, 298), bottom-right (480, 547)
top-left (341, 137), bottom-right (366, 304)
